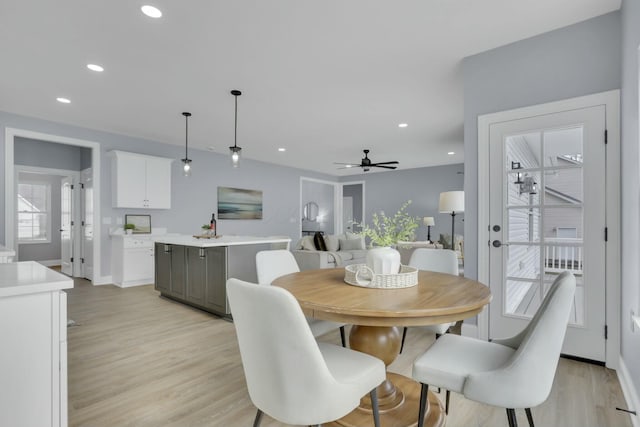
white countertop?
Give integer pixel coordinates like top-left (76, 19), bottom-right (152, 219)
top-left (0, 261), bottom-right (73, 298)
top-left (153, 235), bottom-right (291, 248)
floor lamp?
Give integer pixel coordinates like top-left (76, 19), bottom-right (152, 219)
top-left (439, 191), bottom-right (464, 250)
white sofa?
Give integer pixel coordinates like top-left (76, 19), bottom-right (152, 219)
top-left (292, 233), bottom-right (367, 270)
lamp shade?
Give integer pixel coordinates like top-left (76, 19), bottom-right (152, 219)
top-left (423, 216), bottom-right (435, 227)
top-left (439, 191), bottom-right (464, 213)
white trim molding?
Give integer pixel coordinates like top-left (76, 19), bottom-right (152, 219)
top-left (618, 356), bottom-right (640, 427)
top-left (477, 90), bottom-right (621, 368)
top-left (4, 128), bottom-right (102, 283)
top-left (36, 259), bottom-right (63, 267)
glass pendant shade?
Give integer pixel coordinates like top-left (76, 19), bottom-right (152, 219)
top-left (182, 159), bottom-right (192, 176)
top-left (229, 146), bottom-right (241, 168)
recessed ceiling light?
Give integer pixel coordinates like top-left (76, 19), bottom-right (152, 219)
top-left (278, 148), bottom-right (286, 152)
top-left (141, 5), bottom-right (162, 18)
top-left (87, 64), bottom-right (104, 72)
top-left (398, 123), bottom-right (408, 128)
top-left (56, 97), bottom-right (71, 104)
top-left (346, 165), bottom-right (352, 168)
top-left (448, 151), bottom-right (455, 155)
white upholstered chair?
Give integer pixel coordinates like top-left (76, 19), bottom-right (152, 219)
top-left (256, 250), bottom-right (347, 346)
top-left (412, 271), bottom-right (576, 427)
top-left (401, 248), bottom-right (459, 352)
top-left (227, 278), bottom-right (385, 427)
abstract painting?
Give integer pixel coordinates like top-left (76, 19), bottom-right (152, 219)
top-left (217, 187), bottom-right (263, 219)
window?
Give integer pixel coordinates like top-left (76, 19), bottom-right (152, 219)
top-left (18, 181), bottom-right (51, 243)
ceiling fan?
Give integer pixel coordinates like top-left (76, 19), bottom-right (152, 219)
top-left (335, 149), bottom-right (399, 172)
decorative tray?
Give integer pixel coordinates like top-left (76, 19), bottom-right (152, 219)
top-left (344, 264), bottom-right (418, 289)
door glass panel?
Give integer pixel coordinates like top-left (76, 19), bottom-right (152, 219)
top-left (543, 127), bottom-right (583, 167)
top-left (508, 171), bottom-right (541, 206)
top-left (506, 132), bottom-right (541, 169)
top-left (543, 167), bottom-right (583, 205)
top-left (505, 280), bottom-right (539, 317)
top-left (507, 208), bottom-right (540, 242)
top-left (543, 207), bottom-right (583, 240)
top-left (506, 245), bottom-right (540, 280)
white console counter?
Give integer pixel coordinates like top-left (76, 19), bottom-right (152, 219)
top-left (154, 235), bottom-right (291, 249)
top-left (0, 262), bottom-right (72, 427)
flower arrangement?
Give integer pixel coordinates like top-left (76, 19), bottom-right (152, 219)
top-left (360, 200), bottom-right (420, 247)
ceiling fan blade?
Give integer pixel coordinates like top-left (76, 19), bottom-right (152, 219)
top-left (371, 161), bottom-right (399, 165)
top-left (333, 162), bottom-right (361, 166)
top-left (337, 166), bottom-right (361, 170)
top-left (373, 165), bottom-right (397, 169)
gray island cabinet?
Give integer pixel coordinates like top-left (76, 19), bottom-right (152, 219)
top-left (154, 235), bottom-right (291, 317)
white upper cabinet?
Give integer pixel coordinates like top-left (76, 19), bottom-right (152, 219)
top-left (111, 150), bottom-right (173, 209)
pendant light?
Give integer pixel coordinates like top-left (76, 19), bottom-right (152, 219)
top-left (181, 112), bottom-right (192, 176)
top-left (229, 90), bottom-right (242, 167)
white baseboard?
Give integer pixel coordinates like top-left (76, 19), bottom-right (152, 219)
top-left (93, 275), bottom-right (113, 286)
top-left (461, 323), bottom-right (478, 338)
top-left (618, 356), bottom-right (640, 427)
top-left (114, 279), bottom-right (154, 288)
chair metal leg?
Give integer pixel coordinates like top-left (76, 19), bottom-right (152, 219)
top-left (525, 408), bottom-right (534, 427)
top-left (418, 383), bottom-right (428, 427)
top-left (400, 326), bottom-right (408, 353)
top-left (506, 408), bottom-right (518, 427)
top-left (445, 390), bottom-right (450, 414)
top-left (370, 388), bottom-right (381, 427)
top-left (340, 326), bottom-right (346, 347)
top-left (253, 409), bottom-right (263, 427)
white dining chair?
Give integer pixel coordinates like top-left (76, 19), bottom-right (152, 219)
top-left (256, 250), bottom-right (347, 346)
top-left (227, 278), bottom-right (385, 427)
top-left (401, 248), bottom-right (459, 352)
top-left (412, 271), bottom-right (576, 427)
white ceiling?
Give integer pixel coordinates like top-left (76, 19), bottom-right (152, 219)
top-left (0, 0), bottom-right (620, 176)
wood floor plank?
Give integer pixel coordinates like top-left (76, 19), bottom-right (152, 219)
top-left (67, 277), bottom-right (631, 427)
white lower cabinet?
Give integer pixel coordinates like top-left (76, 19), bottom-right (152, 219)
top-left (112, 236), bottom-right (155, 287)
top-left (0, 262), bottom-right (72, 427)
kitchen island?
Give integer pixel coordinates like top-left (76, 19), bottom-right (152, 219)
top-left (153, 235), bottom-right (291, 317)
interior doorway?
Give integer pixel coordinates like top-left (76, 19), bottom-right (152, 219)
top-left (4, 128), bottom-right (102, 283)
top-left (341, 181), bottom-right (365, 234)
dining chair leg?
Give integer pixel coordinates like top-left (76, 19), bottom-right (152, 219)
top-left (525, 408), bottom-right (534, 427)
top-left (400, 327), bottom-right (408, 353)
top-left (340, 326), bottom-right (346, 347)
top-left (418, 383), bottom-right (428, 427)
top-left (445, 390), bottom-right (450, 414)
top-left (506, 408), bottom-right (518, 427)
top-left (253, 409), bottom-right (263, 427)
top-left (370, 388), bottom-right (381, 427)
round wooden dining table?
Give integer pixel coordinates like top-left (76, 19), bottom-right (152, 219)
top-left (272, 267), bottom-right (491, 427)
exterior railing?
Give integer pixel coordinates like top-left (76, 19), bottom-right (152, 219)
top-left (544, 238), bottom-right (583, 274)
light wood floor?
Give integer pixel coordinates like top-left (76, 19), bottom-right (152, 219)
top-left (66, 277), bottom-right (631, 427)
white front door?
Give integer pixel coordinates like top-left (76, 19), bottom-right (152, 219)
top-left (60, 177), bottom-right (73, 276)
top-left (488, 105), bottom-right (607, 362)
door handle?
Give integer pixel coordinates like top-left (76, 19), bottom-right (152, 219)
top-left (492, 240), bottom-right (508, 248)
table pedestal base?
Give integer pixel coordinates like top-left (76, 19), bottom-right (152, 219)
top-left (328, 373), bottom-right (444, 427)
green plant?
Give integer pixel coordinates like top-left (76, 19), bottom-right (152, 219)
top-left (359, 200), bottom-right (419, 247)
top-left (201, 224), bottom-right (211, 230)
top-left (124, 223), bottom-right (136, 230)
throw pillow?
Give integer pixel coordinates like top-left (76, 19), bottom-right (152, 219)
top-left (313, 232), bottom-right (327, 251)
top-left (301, 236), bottom-right (316, 251)
top-left (324, 234), bottom-right (339, 252)
top-left (339, 238), bottom-right (364, 251)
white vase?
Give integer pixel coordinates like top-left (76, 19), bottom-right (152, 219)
top-left (366, 247), bottom-right (401, 275)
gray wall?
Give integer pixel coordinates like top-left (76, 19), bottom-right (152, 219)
top-left (301, 179), bottom-right (335, 235)
top-left (620, 0), bottom-right (640, 406)
top-left (16, 172), bottom-right (62, 262)
top-left (341, 164), bottom-right (464, 243)
top-left (462, 11), bottom-right (622, 282)
top-left (0, 110), bottom-right (334, 279)
top-left (15, 137), bottom-right (86, 170)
